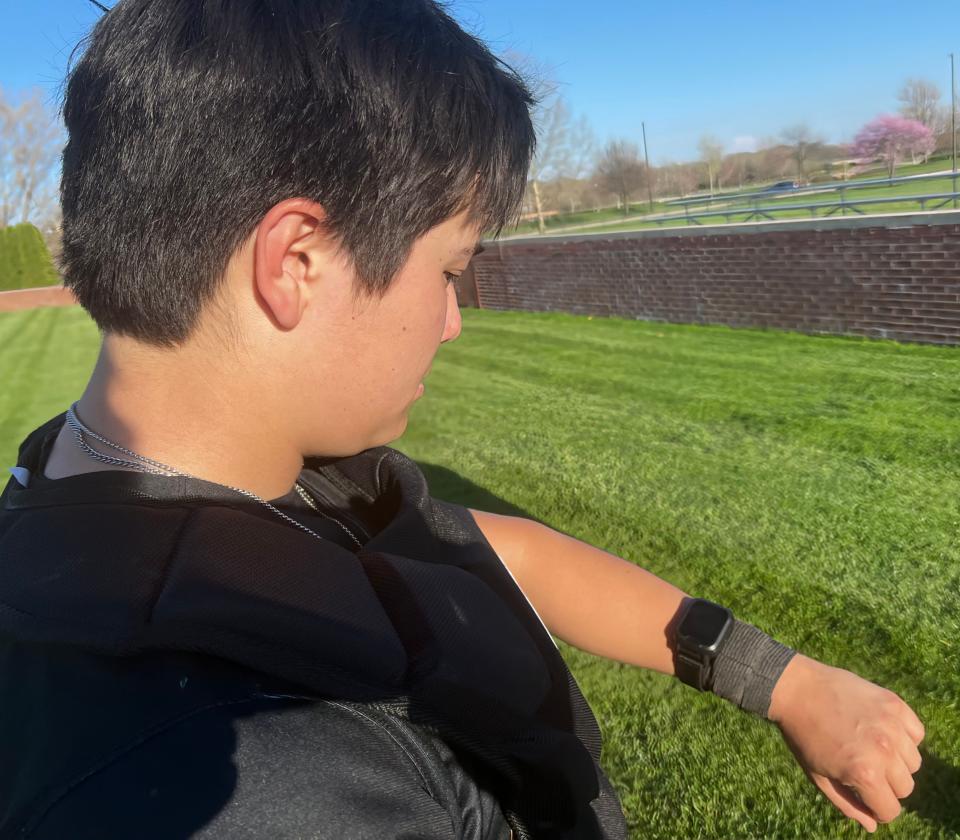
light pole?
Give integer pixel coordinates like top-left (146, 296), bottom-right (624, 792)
top-left (951, 52), bottom-right (957, 174)
top-left (641, 121), bottom-right (654, 212)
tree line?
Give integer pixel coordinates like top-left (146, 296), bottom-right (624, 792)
top-left (0, 76), bottom-right (956, 247)
top-left (0, 87), bottom-right (61, 256)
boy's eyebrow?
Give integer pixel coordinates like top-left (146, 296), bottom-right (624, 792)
top-left (461, 244), bottom-right (485, 258)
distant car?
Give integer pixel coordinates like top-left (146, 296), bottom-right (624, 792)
top-left (764, 180), bottom-right (800, 192)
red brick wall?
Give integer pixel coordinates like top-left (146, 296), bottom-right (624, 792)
top-left (469, 214), bottom-right (960, 346)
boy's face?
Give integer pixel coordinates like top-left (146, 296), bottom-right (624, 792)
top-left (275, 208), bottom-right (481, 457)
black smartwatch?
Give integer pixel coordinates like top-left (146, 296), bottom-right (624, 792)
top-left (674, 598), bottom-right (734, 692)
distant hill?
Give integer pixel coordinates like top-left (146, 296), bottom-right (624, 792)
top-left (0, 223), bottom-right (60, 291)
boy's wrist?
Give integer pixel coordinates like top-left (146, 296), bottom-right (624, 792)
top-left (709, 619), bottom-right (798, 719)
top-left (766, 652), bottom-right (814, 725)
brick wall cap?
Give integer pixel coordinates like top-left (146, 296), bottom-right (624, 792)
top-left (490, 210), bottom-right (960, 248)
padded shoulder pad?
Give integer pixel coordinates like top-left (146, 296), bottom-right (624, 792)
top-left (27, 695), bottom-right (511, 840)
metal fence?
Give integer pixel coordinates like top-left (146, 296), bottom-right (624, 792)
top-left (651, 170), bottom-right (960, 226)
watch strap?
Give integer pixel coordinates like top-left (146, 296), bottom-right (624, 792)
top-left (675, 649), bottom-right (707, 692)
top-left (710, 619), bottom-right (797, 718)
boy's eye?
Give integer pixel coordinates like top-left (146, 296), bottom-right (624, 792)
top-left (444, 272), bottom-right (460, 285)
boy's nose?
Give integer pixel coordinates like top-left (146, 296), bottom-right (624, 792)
top-left (441, 285), bottom-right (462, 343)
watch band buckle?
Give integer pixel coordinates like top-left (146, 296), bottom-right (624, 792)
top-left (676, 649), bottom-right (710, 692)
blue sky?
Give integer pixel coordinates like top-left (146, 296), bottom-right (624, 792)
top-left (2, 0), bottom-right (957, 162)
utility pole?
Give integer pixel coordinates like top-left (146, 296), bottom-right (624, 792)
top-left (641, 121), bottom-right (654, 212)
top-left (951, 52), bottom-right (957, 174)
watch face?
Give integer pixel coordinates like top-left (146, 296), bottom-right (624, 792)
top-left (678, 600), bottom-right (731, 649)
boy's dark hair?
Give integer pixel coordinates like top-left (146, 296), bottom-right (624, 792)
top-left (61, 0), bottom-right (535, 348)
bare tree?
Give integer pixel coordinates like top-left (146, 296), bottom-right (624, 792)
top-left (720, 152), bottom-right (755, 189)
top-left (594, 140), bottom-right (647, 214)
top-left (657, 161), bottom-right (700, 198)
top-left (567, 115), bottom-right (596, 181)
top-left (781, 123), bottom-right (819, 181)
top-left (753, 139), bottom-right (794, 181)
top-left (500, 52), bottom-right (606, 226)
top-left (572, 177), bottom-right (611, 212)
top-left (897, 78), bottom-right (944, 133)
top-left (500, 53), bottom-right (576, 234)
top-left (697, 134), bottom-right (724, 194)
top-left (550, 115), bottom-right (596, 213)
top-left (525, 94), bottom-right (574, 233)
top-left (0, 87), bottom-right (63, 229)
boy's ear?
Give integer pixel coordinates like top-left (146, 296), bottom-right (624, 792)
top-left (253, 198), bottom-right (332, 331)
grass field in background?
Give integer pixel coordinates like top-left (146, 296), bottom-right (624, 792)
top-left (572, 185), bottom-right (960, 236)
top-left (765, 175), bottom-right (958, 207)
top-left (1, 305), bottom-right (958, 839)
top-left (508, 200), bottom-right (673, 236)
top-left (397, 311), bottom-right (960, 840)
top-left (0, 307), bottom-right (102, 457)
top-left (584, 202), bottom-right (959, 235)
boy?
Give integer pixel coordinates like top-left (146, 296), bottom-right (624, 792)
top-left (0, 1), bottom-right (922, 837)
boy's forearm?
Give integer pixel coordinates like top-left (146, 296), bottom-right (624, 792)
top-left (468, 517), bottom-right (926, 833)
top-left (470, 510), bottom-right (688, 675)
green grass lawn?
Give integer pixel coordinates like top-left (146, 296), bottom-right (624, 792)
top-left (731, 176), bottom-right (960, 213)
top-left (397, 312), bottom-right (960, 840)
top-left (585, 199), bottom-right (960, 234)
top-left (2, 305), bottom-right (958, 839)
top-left (508, 201), bottom-right (673, 237)
top-left (864, 157), bottom-right (958, 178)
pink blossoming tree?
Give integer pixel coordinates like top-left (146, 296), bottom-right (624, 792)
top-left (850, 115), bottom-right (936, 178)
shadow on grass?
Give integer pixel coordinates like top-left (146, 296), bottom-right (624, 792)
top-left (906, 749), bottom-right (960, 835)
top-left (415, 461), bottom-right (538, 521)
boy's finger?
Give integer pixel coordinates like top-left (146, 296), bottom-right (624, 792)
top-left (813, 773), bottom-right (878, 833)
top-left (897, 736), bottom-right (923, 775)
top-left (853, 776), bottom-right (902, 825)
top-left (887, 758), bottom-right (916, 800)
top-left (900, 704), bottom-right (925, 744)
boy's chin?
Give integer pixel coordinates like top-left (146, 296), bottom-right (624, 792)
top-left (305, 407), bottom-right (412, 457)
top-left (354, 415), bottom-right (409, 453)
top-left (382, 414), bottom-right (410, 445)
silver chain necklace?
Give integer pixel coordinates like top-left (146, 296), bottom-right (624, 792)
top-left (63, 401), bottom-right (364, 550)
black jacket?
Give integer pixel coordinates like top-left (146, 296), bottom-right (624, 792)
top-left (0, 413), bottom-right (628, 839)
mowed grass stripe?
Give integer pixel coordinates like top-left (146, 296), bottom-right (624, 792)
top-left (439, 314), bottom-right (960, 470)
top-left (0, 307), bottom-right (101, 458)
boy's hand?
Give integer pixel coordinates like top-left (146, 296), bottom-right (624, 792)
top-left (767, 654), bottom-right (925, 833)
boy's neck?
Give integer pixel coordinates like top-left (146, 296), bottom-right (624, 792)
top-left (47, 336), bottom-right (305, 502)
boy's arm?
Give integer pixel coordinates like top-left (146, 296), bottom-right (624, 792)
top-left (468, 509), bottom-right (686, 674)
top-left (468, 509), bottom-right (925, 834)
